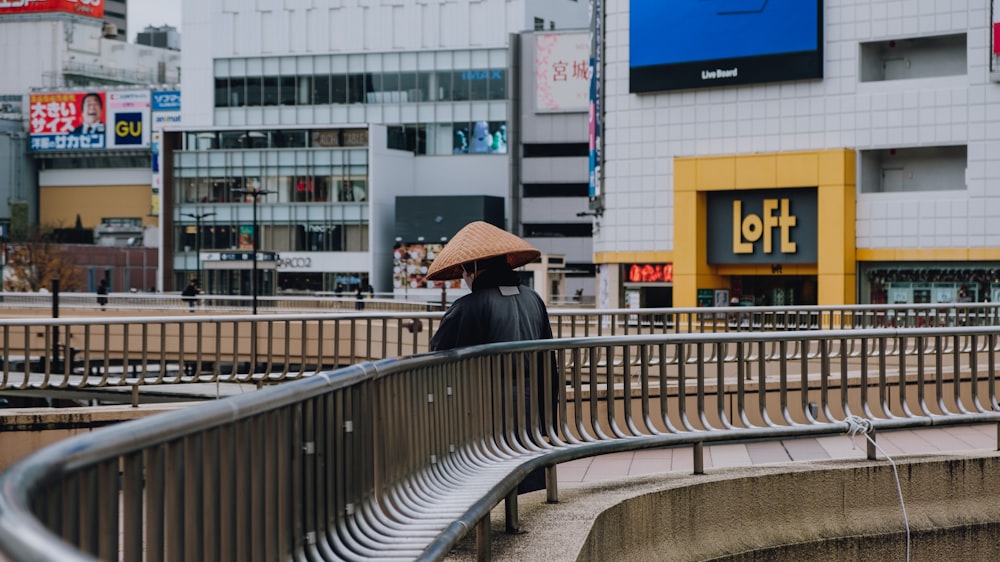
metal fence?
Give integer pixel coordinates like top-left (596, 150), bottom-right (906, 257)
top-left (2, 302), bottom-right (1000, 403)
top-left (1, 326), bottom-right (999, 561)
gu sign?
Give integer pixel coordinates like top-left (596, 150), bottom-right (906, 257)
top-left (706, 189), bottom-right (817, 264)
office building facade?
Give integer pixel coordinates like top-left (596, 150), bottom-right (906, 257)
top-left (170, 0), bottom-right (591, 295)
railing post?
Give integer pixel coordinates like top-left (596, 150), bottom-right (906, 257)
top-left (476, 513), bottom-right (491, 562)
top-left (866, 426), bottom-right (877, 460)
top-left (545, 465), bottom-right (558, 503)
top-left (504, 490), bottom-right (520, 534)
top-left (693, 442), bottom-right (704, 474)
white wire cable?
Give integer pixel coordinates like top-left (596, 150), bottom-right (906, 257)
top-left (843, 415), bottom-right (911, 562)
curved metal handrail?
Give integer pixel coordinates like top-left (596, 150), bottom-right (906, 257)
top-left (3, 303), bottom-right (1000, 398)
top-left (1, 327), bottom-right (1000, 560)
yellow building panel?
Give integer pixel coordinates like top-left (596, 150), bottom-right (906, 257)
top-left (694, 157), bottom-right (735, 190)
top-left (818, 273), bottom-right (856, 304)
top-left (734, 154), bottom-right (776, 188)
top-left (674, 148), bottom-right (856, 307)
top-left (593, 251), bottom-right (673, 264)
top-left (40, 186), bottom-right (154, 229)
top-left (775, 152), bottom-right (820, 187)
top-left (855, 248), bottom-right (894, 261)
top-left (674, 159), bottom-right (697, 192)
top-left (858, 248), bottom-right (1000, 262)
top-left (968, 248), bottom-right (1000, 260)
top-left (816, 181), bottom-right (856, 276)
top-left (818, 149), bottom-right (855, 187)
top-left (592, 252), bottom-right (616, 264)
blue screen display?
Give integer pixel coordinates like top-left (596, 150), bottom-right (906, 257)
top-left (629, 0), bottom-right (822, 92)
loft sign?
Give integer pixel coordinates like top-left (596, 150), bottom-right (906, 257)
top-left (733, 198), bottom-right (796, 255)
top-left (706, 188), bottom-right (817, 264)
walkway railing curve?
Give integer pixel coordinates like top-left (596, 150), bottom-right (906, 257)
top-left (3, 303), bottom-right (1000, 401)
top-left (1, 326), bottom-right (1000, 561)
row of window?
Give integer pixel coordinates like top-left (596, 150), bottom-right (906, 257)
top-left (178, 222), bottom-right (369, 253)
top-left (214, 68), bottom-right (507, 108)
top-left (183, 122), bottom-right (509, 156)
top-left (178, 176), bottom-right (367, 204)
top-left (173, 270), bottom-right (372, 296)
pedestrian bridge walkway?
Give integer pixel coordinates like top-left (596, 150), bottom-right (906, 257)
top-left (0, 300), bottom-right (997, 406)
top-left (2, 321), bottom-right (1000, 560)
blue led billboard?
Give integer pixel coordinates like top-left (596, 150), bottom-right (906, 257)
top-left (630, 0), bottom-right (823, 93)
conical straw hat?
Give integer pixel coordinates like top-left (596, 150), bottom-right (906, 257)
top-left (425, 221), bottom-right (541, 280)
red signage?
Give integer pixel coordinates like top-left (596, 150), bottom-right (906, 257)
top-left (29, 91), bottom-right (105, 135)
top-left (626, 263), bottom-right (673, 283)
top-left (28, 91), bottom-right (109, 150)
top-left (995, 23), bottom-right (1000, 54)
top-left (0, 0), bottom-right (104, 19)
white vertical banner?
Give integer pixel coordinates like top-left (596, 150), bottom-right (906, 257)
top-left (534, 32), bottom-right (592, 112)
top-left (598, 263), bottom-right (612, 328)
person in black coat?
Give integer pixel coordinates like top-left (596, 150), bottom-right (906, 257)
top-left (96, 279), bottom-right (109, 310)
top-left (181, 279), bottom-right (201, 311)
top-left (426, 221), bottom-right (556, 494)
top-left (354, 285), bottom-right (365, 310)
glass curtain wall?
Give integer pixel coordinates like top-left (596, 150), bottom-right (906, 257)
top-left (174, 145), bottom-right (369, 293)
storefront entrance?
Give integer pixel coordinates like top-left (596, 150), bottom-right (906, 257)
top-left (730, 275), bottom-right (817, 306)
top-left (201, 251), bottom-right (279, 297)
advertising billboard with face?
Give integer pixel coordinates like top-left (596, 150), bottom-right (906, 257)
top-left (0, 0), bottom-right (104, 19)
top-left (29, 91), bottom-right (107, 150)
top-left (29, 89), bottom-right (150, 151)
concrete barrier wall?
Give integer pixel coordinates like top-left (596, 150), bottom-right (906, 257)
top-left (0, 404), bottom-right (187, 472)
top-left (483, 454), bottom-right (1000, 561)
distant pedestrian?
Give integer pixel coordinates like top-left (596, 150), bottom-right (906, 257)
top-left (181, 279), bottom-right (201, 312)
top-left (96, 279), bottom-right (109, 311)
top-left (355, 285), bottom-right (365, 310)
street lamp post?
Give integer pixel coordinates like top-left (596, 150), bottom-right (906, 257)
top-left (230, 188), bottom-right (274, 314)
top-left (181, 211), bottom-right (216, 287)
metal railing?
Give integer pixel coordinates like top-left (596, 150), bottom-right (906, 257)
top-left (0, 326), bottom-right (999, 561)
top-left (2, 302), bottom-right (1000, 402)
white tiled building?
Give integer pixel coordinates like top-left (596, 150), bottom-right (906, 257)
top-left (595, 0), bottom-right (1000, 308)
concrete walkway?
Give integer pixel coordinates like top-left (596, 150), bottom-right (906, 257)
top-left (445, 424), bottom-right (999, 561)
top-left (558, 424), bottom-right (997, 486)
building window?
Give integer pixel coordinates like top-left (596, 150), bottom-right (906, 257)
top-left (213, 57), bottom-right (507, 108)
top-left (453, 121), bottom-right (507, 154)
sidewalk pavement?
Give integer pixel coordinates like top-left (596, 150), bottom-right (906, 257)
top-left (558, 424), bottom-right (997, 486)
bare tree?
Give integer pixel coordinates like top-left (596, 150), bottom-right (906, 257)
top-left (3, 227), bottom-right (84, 292)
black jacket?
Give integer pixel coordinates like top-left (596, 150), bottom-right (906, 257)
top-left (182, 284), bottom-right (199, 301)
top-left (429, 264), bottom-right (557, 495)
top-left (429, 266), bottom-right (552, 351)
